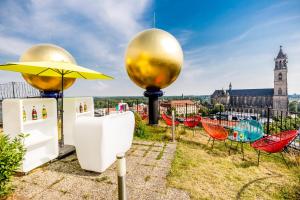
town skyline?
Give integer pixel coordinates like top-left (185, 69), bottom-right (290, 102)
top-left (0, 0), bottom-right (299, 96)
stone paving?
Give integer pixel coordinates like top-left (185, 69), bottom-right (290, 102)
top-left (13, 141), bottom-right (190, 200)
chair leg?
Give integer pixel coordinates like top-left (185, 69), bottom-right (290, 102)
top-left (211, 138), bottom-right (215, 149)
top-left (280, 152), bottom-right (289, 168)
top-left (229, 140), bottom-right (233, 155)
top-left (241, 142), bottom-right (244, 160)
top-left (257, 150), bottom-right (260, 166)
top-left (224, 140), bottom-right (227, 148)
top-left (207, 137), bottom-right (211, 145)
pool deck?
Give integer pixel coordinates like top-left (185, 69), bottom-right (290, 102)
top-left (13, 140), bottom-right (190, 200)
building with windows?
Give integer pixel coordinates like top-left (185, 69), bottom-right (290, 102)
top-left (160, 100), bottom-right (198, 116)
top-left (211, 46), bottom-right (289, 113)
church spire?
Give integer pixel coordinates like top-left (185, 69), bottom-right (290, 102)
top-left (275, 46), bottom-right (287, 70)
top-left (276, 45), bottom-right (287, 59)
top-left (229, 82), bottom-right (232, 91)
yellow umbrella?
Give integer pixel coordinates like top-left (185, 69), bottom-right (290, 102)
top-left (0, 61), bottom-right (113, 149)
top-left (0, 61), bottom-right (113, 79)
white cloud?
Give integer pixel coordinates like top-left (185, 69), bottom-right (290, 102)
top-left (0, 34), bottom-right (33, 56)
top-left (0, 1), bottom-right (299, 97)
top-left (0, 0), bottom-right (152, 96)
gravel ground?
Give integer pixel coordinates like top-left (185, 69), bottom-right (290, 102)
top-left (12, 140), bottom-right (190, 200)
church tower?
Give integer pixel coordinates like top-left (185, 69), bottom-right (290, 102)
top-left (273, 46), bottom-right (288, 113)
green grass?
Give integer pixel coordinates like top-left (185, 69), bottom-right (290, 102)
top-left (134, 121), bottom-right (170, 142)
top-left (135, 120), bottom-right (300, 199)
top-left (167, 128), bottom-right (300, 200)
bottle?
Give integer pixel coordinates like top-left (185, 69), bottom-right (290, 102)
top-left (42, 105), bottom-right (47, 119)
top-left (32, 106), bottom-right (37, 120)
top-left (22, 106), bottom-right (26, 122)
top-left (79, 103), bottom-right (83, 113)
top-left (84, 102), bottom-right (87, 112)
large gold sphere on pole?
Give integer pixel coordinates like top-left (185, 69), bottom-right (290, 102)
top-left (125, 28), bottom-right (183, 90)
top-left (125, 28), bottom-right (183, 125)
top-left (20, 44), bottom-right (76, 91)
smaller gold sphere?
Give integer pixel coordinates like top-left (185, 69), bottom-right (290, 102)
top-left (20, 44), bottom-right (76, 91)
top-left (125, 28), bottom-right (183, 90)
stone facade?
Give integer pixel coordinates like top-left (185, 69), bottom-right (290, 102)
top-left (211, 46), bottom-right (289, 113)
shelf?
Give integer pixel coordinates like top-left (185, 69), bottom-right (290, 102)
top-left (23, 118), bottom-right (55, 126)
top-left (24, 132), bottom-right (53, 148)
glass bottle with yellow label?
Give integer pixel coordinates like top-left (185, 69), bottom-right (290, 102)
top-left (42, 105), bottom-right (47, 119)
top-left (84, 102), bottom-right (87, 112)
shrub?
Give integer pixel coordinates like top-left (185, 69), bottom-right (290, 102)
top-left (0, 134), bottom-right (26, 198)
top-left (134, 112), bottom-right (149, 139)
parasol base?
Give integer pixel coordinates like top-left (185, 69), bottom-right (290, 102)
top-left (58, 145), bottom-right (76, 159)
top-left (144, 89), bottom-right (163, 125)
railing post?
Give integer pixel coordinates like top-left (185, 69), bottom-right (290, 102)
top-left (107, 100), bottom-right (110, 115)
top-left (12, 82), bottom-right (16, 98)
top-left (172, 109), bottom-right (175, 142)
top-left (185, 103), bottom-right (188, 120)
top-left (280, 111), bottom-right (283, 131)
top-left (266, 107), bottom-right (270, 135)
top-left (117, 153), bottom-right (127, 200)
top-left (219, 105), bottom-right (222, 125)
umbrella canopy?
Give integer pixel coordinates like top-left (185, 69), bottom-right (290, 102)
top-left (0, 61), bottom-right (113, 80)
top-left (0, 61), bottom-right (113, 154)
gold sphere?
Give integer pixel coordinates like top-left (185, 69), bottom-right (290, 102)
top-left (125, 28), bottom-right (183, 90)
top-left (20, 44), bottom-right (76, 91)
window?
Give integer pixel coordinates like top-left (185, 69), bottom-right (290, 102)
top-left (278, 73), bottom-right (282, 81)
top-left (278, 88), bottom-right (282, 95)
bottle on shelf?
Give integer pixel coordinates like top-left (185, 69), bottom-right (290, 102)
top-left (22, 106), bottom-right (26, 122)
top-left (79, 103), bottom-right (83, 113)
top-left (42, 105), bottom-right (48, 119)
top-left (84, 102), bottom-right (87, 112)
top-left (32, 106), bottom-right (37, 120)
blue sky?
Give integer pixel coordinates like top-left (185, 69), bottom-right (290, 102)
top-left (0, 0), bottom-right (299, 96)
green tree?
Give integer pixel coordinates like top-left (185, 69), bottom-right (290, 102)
top-left (211, 103), bottom-right (225, 114)
top-left (289, 101), bottom-right (299, 113)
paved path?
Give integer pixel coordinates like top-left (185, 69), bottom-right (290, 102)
top-left (13, 141), bottom-right (190, 200)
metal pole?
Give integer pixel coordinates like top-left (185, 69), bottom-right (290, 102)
top-left (60, 74), bottom-right (64, 148)
top-left (117, 153), bottom-right (127, 200)
top-left (172, 110), bottom-right (175, 142)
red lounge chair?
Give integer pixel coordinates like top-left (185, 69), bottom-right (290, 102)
top-left (183, 118), bottom-right (199, 136)
top-left (161, 113), bottom-right (179, 126)
top-left (194, 115), bottom-right (202, 123)
top-left (251, 130), bottom-right (299, 166)
top-left (202, 121), bottom-right (229, 148)
top-left (183, 120), bottom-right (198, 128)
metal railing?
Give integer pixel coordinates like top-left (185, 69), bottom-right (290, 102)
top-left (0, 82), bottom-right (40, 126)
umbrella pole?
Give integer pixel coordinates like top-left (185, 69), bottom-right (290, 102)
top-left (60, 74), bottom-right (64, 148)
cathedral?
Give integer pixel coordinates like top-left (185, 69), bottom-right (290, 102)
top-left (211, 46), bottom-right (289, 113)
